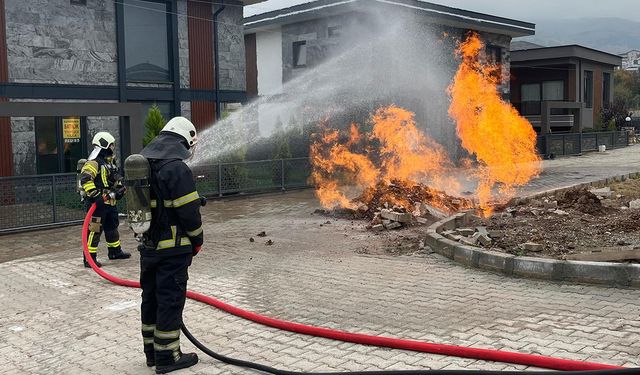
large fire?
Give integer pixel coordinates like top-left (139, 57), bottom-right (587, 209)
top-left (448, 33), bottom-right (541, 213)
top-left (310, 33), bottom-right (541, 216)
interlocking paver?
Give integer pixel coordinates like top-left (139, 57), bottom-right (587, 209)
top-left (2, 146), bottom-right (640, 373)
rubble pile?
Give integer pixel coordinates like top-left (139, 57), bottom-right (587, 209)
top-left (353, 180), bottom-right (472, 220)
top-left (346, 180), bottom-right (473, 232)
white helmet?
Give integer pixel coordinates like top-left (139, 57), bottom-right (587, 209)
top-left (89, 131), bottom-right (116, 160)
top-left (92, 132), bottom-right (116, 150)
top-left (162, 117), bottom-right (197, 148)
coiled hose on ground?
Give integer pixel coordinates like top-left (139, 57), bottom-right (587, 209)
top-left (82, 204), bottom-right (637, 374)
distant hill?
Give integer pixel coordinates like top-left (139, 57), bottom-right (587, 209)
top-left (516, 17), bottom-right (640, 54)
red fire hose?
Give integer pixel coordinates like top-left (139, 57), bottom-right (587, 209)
top-left (82, 204), bottom-right (626, 372)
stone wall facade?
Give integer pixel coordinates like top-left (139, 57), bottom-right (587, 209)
top-left (216, 2), bottom-right (246, 91)
top-left (5, 0), bottom-right (118, 85)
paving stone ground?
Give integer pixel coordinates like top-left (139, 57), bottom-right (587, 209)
top-left (1, 146), bottom-right (640, 374)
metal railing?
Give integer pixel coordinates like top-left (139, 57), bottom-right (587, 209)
top-left (536, 131), bottom-right (630, 157)
top-left (0, 157), bottom-right (312, 234)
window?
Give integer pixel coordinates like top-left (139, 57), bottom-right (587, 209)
top-left (328, 25), bottom-right (342, 38)
top-left (485, 45), bottom-right (502, 81)
top-left (36, 117), bottom-right (86, 174)
top-left (293, 41), bottom-right (307, 68)
top-left (603, 72), bottom-right (611, 108)
top-left (521, 83), bottom-right (540, 115)
top-left (123, 0), bottom-right (171, 82)
top-left (584, 70), bottom-right (593, 108)
top-left (542, 81), bottom-right (564, 101)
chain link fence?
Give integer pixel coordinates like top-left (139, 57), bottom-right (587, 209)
top-left (0, 157), bottom-right (312, 234)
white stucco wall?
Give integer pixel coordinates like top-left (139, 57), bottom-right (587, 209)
top-left (256, 28), bottom-right (283, 95)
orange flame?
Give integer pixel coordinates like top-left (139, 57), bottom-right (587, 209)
top-left (311, 33), bottom-right (541, 217)
top-left (311, 105), bottom-right (460, 212)
top-left (448, 32), bottom-right (541, 214)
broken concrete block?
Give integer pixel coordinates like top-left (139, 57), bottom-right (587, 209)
top-left (520, 242), bottom-right (543, 252)
top-left (385, 222), bottom-right (402, 230)
top-left (446, 233), bottom-right (463, 241)
top-left (372, 224), bottom-right (385, 232)
top-left (629, 199), bottom-right (640, 209)
top-left (472, 232), bottom-right (492, 246)
top-left (543, 200), bottom-right (558, 209)
top-left (380, 209), bottom-right (412, 223)
top-left (416, 217), bottom-right (429, 224)
top-left (460, 236), bottom-right (478, 246)
top-left (488, 230), bottom-right (504, 238)
top-left (589, 187), bottom-right (612, 198)
top-left (456, 228), bottom-right (475, 236)
top-left (475, 226), bottom-right (488, 235)
top-left (553, 209), bottom-right (569, 216)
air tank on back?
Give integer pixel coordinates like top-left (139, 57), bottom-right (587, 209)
top-left (124, 154), bottom-right (152, 235)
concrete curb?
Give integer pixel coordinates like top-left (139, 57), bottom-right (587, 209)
top-left (426, 172), bottom-right (640, 288)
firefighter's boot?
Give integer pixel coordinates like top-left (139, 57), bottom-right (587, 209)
top-left (83, 253), bottom-right (102, 268)
top-left (108, 246), bottom-right (131, 260)
top-left (155, 352), bottom-right (198, 374)
top-left (144, 345), bottom-right (155, 367)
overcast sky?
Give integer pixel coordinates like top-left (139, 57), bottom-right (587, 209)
top-left (244, 0), bottom-right (640, 21)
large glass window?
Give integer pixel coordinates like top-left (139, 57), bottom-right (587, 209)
top-left (584, 70), bottom-right (593, 108)
top-left (123, 0), bottom-right (171, 82)
top-left (542, 81), bottom-right (564, 101)
top-left (36, 117), bottom-right (86, 174)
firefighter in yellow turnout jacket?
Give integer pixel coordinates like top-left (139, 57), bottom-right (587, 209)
top-left (80, 132), bottom-right (131, 267)
top-left (138, 117), bottom-right (203, 373)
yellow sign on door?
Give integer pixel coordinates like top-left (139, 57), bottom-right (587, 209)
top-left (62, 117), bottom-right (81, 139)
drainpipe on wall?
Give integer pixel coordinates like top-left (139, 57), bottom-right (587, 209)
top-left (213, 1), bottom-right (225, 121)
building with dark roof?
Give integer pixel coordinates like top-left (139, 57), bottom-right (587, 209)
top-left (0, 0), bottom-right (262, 177)
top-left (510, 45), bottom-right (622, 133)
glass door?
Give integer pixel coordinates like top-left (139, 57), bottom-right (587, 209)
top-left (35, 116), bottom-right (87, 174)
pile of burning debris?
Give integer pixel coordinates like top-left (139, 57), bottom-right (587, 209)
top-left (318, 180), bottom-right (474, 232)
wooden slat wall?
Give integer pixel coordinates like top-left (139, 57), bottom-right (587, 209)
top-left (187, 0), bottom-right (216, 130)
top-left (244, 33), bottom-right (258, 98)
top-left (0, 0), bottom-right (14, 176)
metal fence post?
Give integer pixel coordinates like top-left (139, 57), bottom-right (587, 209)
top-left (281, 159), bottom-right (286, 191)
top-left (218, 164), bottom-right (223, 197)
top-left (578, 132), bottom-right (583, 154)
top-left (51, 175), bottom-right (57, 224)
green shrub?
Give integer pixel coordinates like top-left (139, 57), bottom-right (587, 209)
top-left (143, 104), bottom-right (166, 146)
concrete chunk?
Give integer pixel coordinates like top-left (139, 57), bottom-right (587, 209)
top-left (589, 187), bottom-right (612, 198)
top-left (456, 228), bottom-right (475, 236)
top-left (629, 199), bottom-right (640, 209)
top-left (384, 221), bottom-right (402, 230)
top-left (460, 236), bottom-right (478, 246)
top-left (380, 209), bottom-right (412, 223)
top-left (371, 224), bottom-right (385, 232)
top-left (521, 242), bottom-right (543, 252)
top-left (543, 200), bottom-right (558, 209)
top-left (473, 232), bottom-right (492, 246)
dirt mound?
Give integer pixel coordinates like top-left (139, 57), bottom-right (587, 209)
top-left (558, 188), bottom-right (604, 215)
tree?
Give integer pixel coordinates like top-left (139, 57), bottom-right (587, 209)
top-left (143, 104), bottom-right (166, 146)
top-left (614, 69), bottom-right (640, 111)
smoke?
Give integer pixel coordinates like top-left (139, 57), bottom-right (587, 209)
top-left (189, 4), bottom-right (465, 167)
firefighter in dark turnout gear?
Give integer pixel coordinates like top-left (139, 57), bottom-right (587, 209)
top-left (80, 132), bottom-right (131, 267)
top-left (138, 117), bottom-right (203, 374)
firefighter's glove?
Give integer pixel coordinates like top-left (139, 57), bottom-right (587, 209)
top-left (192, 245), bottom-right (202, 257)
top-left (114, 186), bottom-right (127, 200)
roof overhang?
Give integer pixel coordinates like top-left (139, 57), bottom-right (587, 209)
top-left (244, 0), bottom-right (535, 37)
top-left (511, 45), bottom-right (622, 67)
